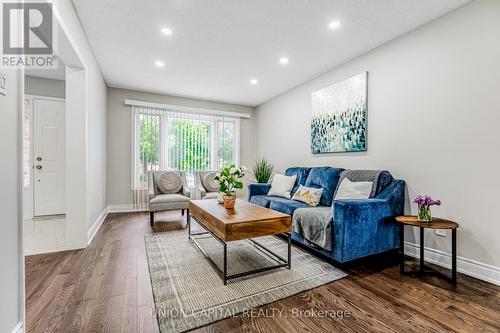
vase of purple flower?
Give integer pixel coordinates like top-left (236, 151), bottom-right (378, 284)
top-left (413, 195), bottom-right (441, 222)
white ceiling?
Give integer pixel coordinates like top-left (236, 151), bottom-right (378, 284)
top-left (71, 0), bottom-right (470, 106)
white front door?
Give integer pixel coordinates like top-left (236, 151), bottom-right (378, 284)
top-left (33, 98), bottom-right (66, 216)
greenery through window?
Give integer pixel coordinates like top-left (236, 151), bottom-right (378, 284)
top-left (133, 107), bottom-right (240, 189)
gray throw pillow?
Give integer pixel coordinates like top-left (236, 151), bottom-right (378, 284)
top-left (202, 172), bottom-right (219, 192)
top-left (157, 172), bottom-right (183, 194)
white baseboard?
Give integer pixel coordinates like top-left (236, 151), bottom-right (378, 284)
top-left (107, 204), bottom-right (148, 213)
top-left (86, 204), bottom-right (147, 246)
top-left (404, 241), bottom-right (500, 286)
top-left (87, 207), bottom-right (109, 245)
top-left (11, 322), bottom-right (23, 333)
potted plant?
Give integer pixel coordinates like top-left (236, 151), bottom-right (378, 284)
top-left (251, 156), bottom-right (274, 183)
top-left (413, 195), bottom-right (441, 222)
top-left (214, 164), bottom-right (245, 209)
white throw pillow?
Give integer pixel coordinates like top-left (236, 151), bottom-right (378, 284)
top-left (334, 178), bottom-right (373, 200)
top-left (268, 174), bottom-right (297, 199)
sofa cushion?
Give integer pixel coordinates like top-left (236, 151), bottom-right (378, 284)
top-left (149, 193), bottom-right (190, 211)
top-left (250, 195), bottom-right (310, 215)
top-left (150, 193), bottom-right (190, 205)
top-left (305, 167), bottom-right (344, 206)
top-left (203, 191), bottom-right (219, 199)
top-left (269, 198), bottom-right (310, 216)
top-left (285, 167), bottom-right (311, 196)
top-left (249, 195), bottom-right (274, 208)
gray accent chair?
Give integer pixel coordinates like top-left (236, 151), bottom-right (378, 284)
top-left (194, 171), bottom-right (219, 199)
top-left (148, 171), bottom-right (191, 226)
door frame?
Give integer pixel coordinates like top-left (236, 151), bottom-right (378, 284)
top-left (23, 94), bottom-right (66, 219)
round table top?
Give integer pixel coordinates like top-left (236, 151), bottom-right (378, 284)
top-left (395, 215), bottom-right (459, 229)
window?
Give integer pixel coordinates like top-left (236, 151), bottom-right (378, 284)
top-left (132, 106), bottom-right (240, 189)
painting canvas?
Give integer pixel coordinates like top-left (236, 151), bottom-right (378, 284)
top-left (311, 72), bottom-right (367, 153)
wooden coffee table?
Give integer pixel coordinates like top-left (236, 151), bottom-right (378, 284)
top-left (188, 199), bottom-right (292, 284)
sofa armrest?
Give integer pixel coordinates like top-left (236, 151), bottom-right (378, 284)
top-left (179, 172), bottom-right (191, 198)
top-left (247, 183), bottom-right (271, 200)
top-left (148, 172), bottom-right (156, 201)
top-left (195, 173), bottom-right (207, 198)
top-left (332, 199), bottom-right (395, 262)
top-left (332, 180), bottom-right (405, 262)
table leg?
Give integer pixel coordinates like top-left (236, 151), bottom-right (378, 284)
top-left (420, 227), bottom-right (425, 272)
top-left (223, 242), bottom-right (227, 285)
top-left (187, 211), bottom-right (191, 240)
top-left (399, 224), bottom-right (405, 274)
top-left (287, 233), bottom-right (292, 269)
top-left (452, 229), bottom-right (457, 285)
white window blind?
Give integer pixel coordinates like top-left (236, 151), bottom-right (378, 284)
top-left (132, 106), bottom-right (240, 190)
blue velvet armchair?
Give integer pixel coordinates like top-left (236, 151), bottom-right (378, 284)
top-left (247, 167), bottom-right (405, 263)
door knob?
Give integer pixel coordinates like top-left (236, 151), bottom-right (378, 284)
top-left (35, 165), bottom-right (42, 170)
top-left (36, 157), bottom-right (42, 161)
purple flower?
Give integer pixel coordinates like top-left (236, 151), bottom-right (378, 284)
top-left (413, 195), bottom-right (441, 208)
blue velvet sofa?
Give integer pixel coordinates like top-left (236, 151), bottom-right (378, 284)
top-left (247, 167), bottom-right (405, 263)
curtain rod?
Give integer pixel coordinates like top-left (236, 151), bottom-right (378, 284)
top-left (124, 99), bottom-right (251, 119)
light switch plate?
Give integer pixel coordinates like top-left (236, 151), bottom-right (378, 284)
top-left (0, 71), bottom-right (6, 96)
top-left (435, 229), bottom-right (446, 237)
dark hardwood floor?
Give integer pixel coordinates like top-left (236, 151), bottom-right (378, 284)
top-left (25, 212), bottom-right (500, 332)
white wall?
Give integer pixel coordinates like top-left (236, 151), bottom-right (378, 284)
top-left (53, 0), bottom-right (108, 236)
top-left (255, 0), bottom-right (500, 269)
top-left (106, 87), bottom-right (254, 205)
top-left (25, 76), bottom-right (65, 98)
top-left (0, 69), bottom-right (23, 332)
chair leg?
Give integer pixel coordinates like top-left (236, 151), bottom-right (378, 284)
top-left (150, 211), bottom-right (154, 226)
top-left (186, 209), bottom-right (189, 221)
top-left (182, 209), bottom-right (185, 216)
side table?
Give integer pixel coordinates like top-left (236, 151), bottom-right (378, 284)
top-left (395, 215), bottom-right (459, 285)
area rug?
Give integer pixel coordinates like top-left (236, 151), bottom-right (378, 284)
top-left (145, 230), bottom-right (346, 333)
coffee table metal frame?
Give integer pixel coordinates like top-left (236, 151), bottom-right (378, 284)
top-left (188, 213), bottom-right (291, 285)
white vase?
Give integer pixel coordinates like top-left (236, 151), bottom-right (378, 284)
top-left (217, 192), bottom-right (224, 204)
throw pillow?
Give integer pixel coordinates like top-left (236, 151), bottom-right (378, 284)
top-left (292, 185), bottom-right (323, 206)
top-left (268, 174), bottom-right (297, 199)
top-left (334, 178), bottom-right (373, 200)
top-left (202, 172), bottom-right (219, 192)
top-left (157, 172), bottom-right (183, 194)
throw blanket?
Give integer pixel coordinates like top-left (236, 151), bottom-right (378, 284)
top-left (292, 207), bottom-right (333, 251)
top-left (338, 170), bottom-right (383, 198)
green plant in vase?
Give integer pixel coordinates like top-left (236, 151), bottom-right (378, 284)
top-left (413, 195), bottom-right (441, 222)
top-left (251, 156), bottom-right (274, 183)
top-left (214, 164), bottom-right (245, 209)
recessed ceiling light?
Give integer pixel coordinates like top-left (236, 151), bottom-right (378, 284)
top-left (155, 60), bottom-right (165, 68)
top-left (161, 27), bottom-right (173, 36)
top-left (279, 57), bottom-right (289, 65)
top-left (249, 78), bottom-right (258, 85)
top-left (329, 21), bottom-right (341, 30)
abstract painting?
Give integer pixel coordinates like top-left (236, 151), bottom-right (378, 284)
top-left (311, 72), bottom-right (367, 153)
